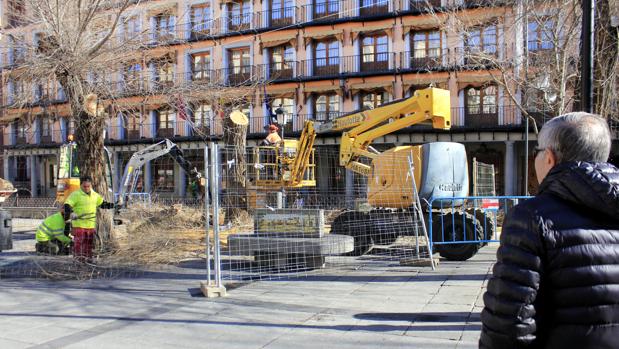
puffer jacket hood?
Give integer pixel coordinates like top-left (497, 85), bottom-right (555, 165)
top-left (539, 161), bottom-right (619, 220)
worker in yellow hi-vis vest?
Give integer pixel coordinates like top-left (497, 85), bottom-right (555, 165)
top-left (35, 206), bottom-right (71, 255)
top-left (63, 176), bottom-right (114, 262)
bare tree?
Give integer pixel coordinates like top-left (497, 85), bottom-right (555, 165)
top-left (421, 1), bottom-right (582, 132)
top-left (593, 0), bottom-right (619, 119)
top-left (2, 0), bottom-right (263, 240)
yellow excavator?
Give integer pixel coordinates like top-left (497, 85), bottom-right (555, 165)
top-left (250, 87), bottom-right (491, 261)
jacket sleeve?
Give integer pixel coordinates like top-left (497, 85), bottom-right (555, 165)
top-left (479, 204), bottom-right (544, 349)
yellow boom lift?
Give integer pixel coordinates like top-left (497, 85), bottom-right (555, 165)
top-left (251, 88), bottom-right (491, 261)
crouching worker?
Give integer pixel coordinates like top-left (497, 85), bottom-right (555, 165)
top-left (64, 176), bottom-right (115, 262)
top-left (35, 206), bottom-right (71, 255)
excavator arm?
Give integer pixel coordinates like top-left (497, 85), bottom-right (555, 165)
top-left (116, 139), bottom-right (202, 210)
top-left (316, 87), bottom-right (451, 176)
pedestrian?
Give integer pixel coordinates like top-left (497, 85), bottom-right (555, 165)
top-left (480, 112), bottom-right (619, 348)
top-left (35, 205), bottom-right (71, 255)
top-left (63, 176), bottom-right (115, 263)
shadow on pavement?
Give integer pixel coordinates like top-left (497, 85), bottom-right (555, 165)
top-left (0, 311), bottom-right (480, 332)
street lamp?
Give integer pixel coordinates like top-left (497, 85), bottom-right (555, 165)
top-left (275, 106), bottom-right (285, 140)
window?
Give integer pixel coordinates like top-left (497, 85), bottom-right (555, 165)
top-left (411, 30), bottom-right (441, 68)
top-left (192, 52), bottom-right (211, 80)
top-left (7, 0), bottom-right (26, 27)
top-left (40, 116), bottom-right (53, 142)
top-left (13, 119), bottom-right (28, 144)
top-left (157, 108), bottom-right (176, 137)
top-left (191, 4), bottom-right (211, 35)
top-left (154, 15), bottom-right (176, 41)
top-left (123, 63), bottom-right (143, 92)
top-left (270, 97), bottom-right (294, 126)
top-left (528, 18), bottom-right (554, 51)
top-left (465, 23), bottom-right (497, 56)
top-left (360, 0), bottom-right (389, 16)
top-left (152, 161), bottom-right (174, 192)
top-left (361, 34), bottom-right (389, 71)
top-left (314, 39), bottom-right (339, 75)
top-left (153, 57), bottom-right (175, 88)
top-left (16, 157), bottom-right (28, 181)
top-left (228, 0), bottom-right (251, 30)
top-left (270, 0), bottom-right (294, 25)
top-left (314, 0), bottom-right (339, 19)
top-left (67, 119), bottom-right (75, 139)
top-left (123, 17), bottom-right (141, 41)
top-left (361, 91), bottom-right (388, 109)
top-left (465, 85), bottom-right (498, 116)
top-left (270, 45), bottom-right (294, 79)
top-left (228, 48), bottom-right (251, 84)
top-left (122, 111), bottom-right (141, 139)
top-left (193, 104), bottom-right (213, 132)
top-left (314, 93), bottom-right (339, 120)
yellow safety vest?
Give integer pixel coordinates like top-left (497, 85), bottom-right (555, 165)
top-left (65, 189), bottom-right (103, 229)
top-left (35, 213), bottom-right (71, 245)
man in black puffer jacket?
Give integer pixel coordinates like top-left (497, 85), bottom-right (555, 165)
top-left (480, 112), bottom-right (619, 349)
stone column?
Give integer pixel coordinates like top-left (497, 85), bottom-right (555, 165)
top-left (30, 155), bottom-right (39, 197)
top-left (504, 141), bottom-right (516, 195)
top-left (3, 153), bottom-right (10, 182)
top-left (345, 169), bottom-right (354, 208)
top-left (176, 162), bottom-right (187, 197)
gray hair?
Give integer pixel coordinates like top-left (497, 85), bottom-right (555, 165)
top-left (538, 112), bottom-right (611, 163)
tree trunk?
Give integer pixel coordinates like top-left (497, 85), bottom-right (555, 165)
top-left (58, 73), bottom-right (113, 246)
top-left (593, 0), bottom-right (619, 117)
top-left (222, 112), bottom-right (248, 224)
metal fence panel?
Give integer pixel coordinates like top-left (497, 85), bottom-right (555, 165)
top-left (214, 145), bottom-right (435, 282)
top-left (428, 196), bottom-right (533, 248)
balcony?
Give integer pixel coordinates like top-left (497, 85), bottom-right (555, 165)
top-left (464, 0), bottom-right (508, 8)
top-left (255, 7), bottom-right (296, 29)
top-left (359, 0), bottom-right (390, 17)
top-left (401, 49), bottom-right (449, 71)
top-left (227, 13), bottom-right (252, 32)
top-left (302, 0), bottom-right (341, 21)
top-left (261, 61), bottom-right (295, 81)
top-left (358, 53), bottom-right (392, 72)
top-left (454, 46), bottom-right (500, 68)
top-left (298, 58), bottom-right (340, 78)
top-left (408, 0), bottom-right (442, 12)
top-left (221, 66), bottom-right (264, 86)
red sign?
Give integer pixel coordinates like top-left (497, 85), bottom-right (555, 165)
top-left (481, 199), bottom-right (500, 210)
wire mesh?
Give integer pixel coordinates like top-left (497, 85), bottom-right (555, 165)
top-left (0, 148), bottom-right (209, 281)
top-left (472, 158), bottom-right (496, 196)
top-left (217, 145), bottom-right (434, 282)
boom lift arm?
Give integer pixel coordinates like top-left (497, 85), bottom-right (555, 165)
top-left (116, 139), bottom-right (202, 209)
top-left (315, 88), bottom-right (452, 176)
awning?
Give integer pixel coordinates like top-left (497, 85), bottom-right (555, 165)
top-left (349, 81), bottom-right (394, 95)
top-left (401, 16), bottom-right (443, 38)
top-left (147, 3), bottom-right (178, 16)
top-left (259, 33), bottom-right (298, 49)
top-left (456, 73), bottom-right (495, 84)
top-left (350, 24), bottom-right (393, 43)
top-left (303, 29), bottom-right (344, 45)
top-left (303, 85), bottom-right (343, 96)
top-left (402, 77), bottom-right (449, 91)
top-left (0, 114), bottom-right (20, 124)
top-left (266, 87), bottom-right (297, 98)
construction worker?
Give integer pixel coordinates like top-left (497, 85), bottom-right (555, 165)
top-left (64, 176), bottom-right (114, 262)
top-left (35, 206), bottom-right (71, 255)
top-left (263, 124), bottom-right (282, 146)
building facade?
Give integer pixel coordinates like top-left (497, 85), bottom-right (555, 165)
top-left (0, 0), bottom-right (616, 199)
